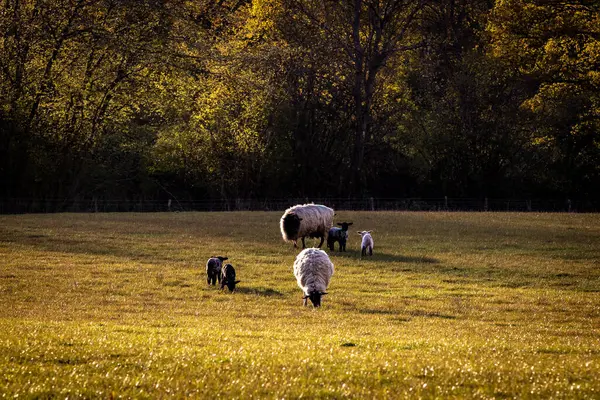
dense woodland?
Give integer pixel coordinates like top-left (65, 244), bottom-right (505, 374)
top-left (1, 0), bottom-right (599, 206)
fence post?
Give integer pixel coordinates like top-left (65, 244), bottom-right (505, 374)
top-left (444, 196), bottom-right (448, 211)
top-left (567, 199), bottom-right (572, 213)
top-left (370, 197), bottom-right (374, 211)
top-left (168, 198), bottom-right (172, 211)
top-left (484, 197), bottom-right (488, 212)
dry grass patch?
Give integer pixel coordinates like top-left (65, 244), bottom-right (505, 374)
top-left (0, 212), bottom-right (599, 398)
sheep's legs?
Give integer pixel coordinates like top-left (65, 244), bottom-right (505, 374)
top-left (300, 235), bottom-right (324, 248)
top-left (317, 236), bottom-right (324, 248)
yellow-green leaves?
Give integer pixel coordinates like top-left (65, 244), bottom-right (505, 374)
top-left (488, 0), bottom-right (600, 154)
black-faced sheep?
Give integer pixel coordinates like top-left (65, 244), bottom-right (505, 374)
top-left (327, 222), bottom-right (353, 252)
top-left (220, 263), bottom-right (240, 292)
top-left (293, 248), bottom-right (334, 307)
top-left (206, 256), bottom-right (227, 285)
top-left (280, 203), bottom-right (334, 249)
top-left (357, 231), bottom-right (374, 256)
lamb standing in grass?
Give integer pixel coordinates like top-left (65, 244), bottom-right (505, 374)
top-left (327, 222), bottom-right (353, 252)
top-left (220, 263), bottom-right (240, 292)
top-left (206, 256), bottom-right (227, 286)
top-left (280, 203), bottom-right (334, 249)
top-left (293, 248), bottom-right (334, 307)
top-left (358, 231), bottom-right (374, 256)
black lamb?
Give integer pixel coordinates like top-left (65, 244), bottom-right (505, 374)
top-left (206, 256), bottom-right (227, 286)
top-left (327, 222), bottom-right (353, 252)
top-left (220, 263), bottom-right (240, 292)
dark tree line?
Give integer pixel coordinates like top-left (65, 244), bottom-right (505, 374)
top-left (1, 0), bottom-right (599, 207)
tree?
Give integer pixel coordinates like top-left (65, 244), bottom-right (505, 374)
top-left (0, 0), bottom-right (237, 203)
top-left (279, 0), bottom-right (427, 194)
top-left (394, 0), bottom-right (537, 198)
top-left (488, 0), bottom-right (600, 197)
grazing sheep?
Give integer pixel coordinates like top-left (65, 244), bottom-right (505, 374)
top-left (220, 263), bottom-right (240, 292)
top-left (206, 256), bottom-right (227, 285)
top-left (280, 203), bottom-right (334, 249)
top-left (293, 248), bottom-right (334, 307)
top-left (357, 231), bottom-right (374, 256)
top-left (327, 222), bottom-right (353, 252)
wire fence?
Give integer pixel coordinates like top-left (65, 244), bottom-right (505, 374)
top-left (0, 197), bottom-right (597, 214)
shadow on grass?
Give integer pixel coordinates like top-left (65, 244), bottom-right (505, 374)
top-left (358, 308), bottom-right (398, 315)
top-left (5, 224), bottom-right (598, 294)
top-left (330, 249), bottom-right (439, 264)
top-left (234, 286), bottom-right (284, 297)
top-left (2, 231), bottom-right (180, 264)
top-left (4, 231), bottom-right (128, 254)
top-left (409, 309), bottom-right (457, 319)
top-left (356, 308), bottom-right (456, 319)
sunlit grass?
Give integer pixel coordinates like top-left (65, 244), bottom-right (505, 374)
top-left (1, 212), bottom-right (599, 398)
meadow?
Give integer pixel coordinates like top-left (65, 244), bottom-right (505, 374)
top-left (0, 211), bottom-right (599, 398)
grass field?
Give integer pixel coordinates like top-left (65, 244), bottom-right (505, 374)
top-left (0, 211), bottom-right (599, 398)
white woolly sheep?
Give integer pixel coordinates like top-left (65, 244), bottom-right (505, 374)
top-left (293, 248), bottom-right (334, 307)
top-left (357, 231), bottom-right (374, 256)
top-left (327, 222), bottom-right (353, 252)
top-left (280, 203), bottom-right (334, 249)
top-left (206, 256), bottom-right (227, 285)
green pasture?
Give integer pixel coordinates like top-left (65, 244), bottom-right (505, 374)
top-left (0, 212), bottom-right (599, 398)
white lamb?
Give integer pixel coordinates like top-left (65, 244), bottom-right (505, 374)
top-left (280, 203), bottom-right (334, 249)
top-left (293, 248), bottom-right (334, 307)
top-left (358, 231), bottom-right (374, 256)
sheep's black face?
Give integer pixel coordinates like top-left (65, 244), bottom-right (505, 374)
top-left (337, 222), bottom-right (353, 231)
top-left (309, 293), bottom-right (322, 307)
top-left (282, 213), bottom-right (302, 238)
top-left (304, 292), bottom-right (326, 307)
top-left (224, 280), bottom-right (240, 292)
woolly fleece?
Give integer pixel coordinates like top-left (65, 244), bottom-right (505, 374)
top-left (280, 203), bottom-right (334, 242)
top-left (293, 248), bottom-right (334, 296)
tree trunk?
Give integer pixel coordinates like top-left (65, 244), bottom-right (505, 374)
top-left (350, 0), bottom-right (365, 196)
